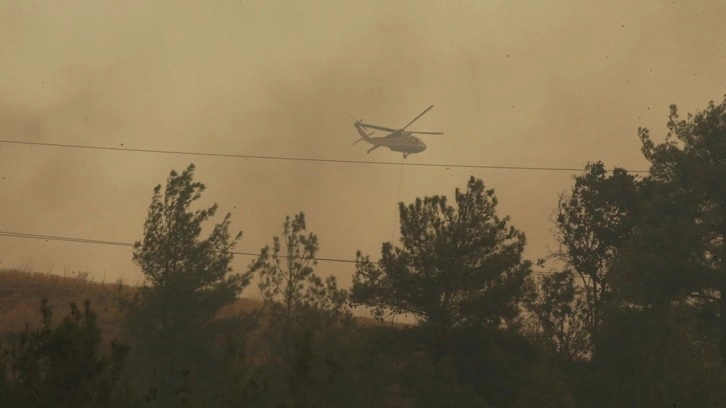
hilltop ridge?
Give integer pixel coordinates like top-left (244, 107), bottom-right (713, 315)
top-left (0, 268), bottom-right (383, 342)
top-left (0, 268), bottom-right (265, 341)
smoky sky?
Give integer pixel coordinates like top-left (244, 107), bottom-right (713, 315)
top-left (1, 0), bottom-right (725, 292)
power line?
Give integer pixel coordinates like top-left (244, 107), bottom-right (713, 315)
top-left (0, 138), bottom-right (649, 173)
top-left (0, 230), bottom-right (356, 264)
top-left (0, 138), bottom-right (576, 275)
top-left (0, 231), bottom-right (134, 247)
top-left (0, 229), bottom-right (553, 274)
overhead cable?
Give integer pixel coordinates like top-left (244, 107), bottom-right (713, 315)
top-left (0, 229), bottom-right (553, 274)
top-left (0, 139), bottom-right (649, 173)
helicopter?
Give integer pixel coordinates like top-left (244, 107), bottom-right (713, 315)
top-left (352, 105), bottom-right (443, 158)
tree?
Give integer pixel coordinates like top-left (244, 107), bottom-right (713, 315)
top-left (523, 270), bottom-right (589, 361)
top-left (249, 212), bottom-right (349, 408)
top-left (251, 213), bottom-right (348, 331)
top-left (554, 162), bottom-right (639, 334)
top-left (569, 97), bottom-right (726, 406)
top-left (613, 96), bottom-right (726, 364)
top-left (250, 213), bottom-right (348, 355)
top-left (584, 304), bottom-right (726, 407)
top-left (352, 176), bottom-right (531, 365)
top-left (126, 163), bottom-right (252, 406)
top-left (0, 299), bottom-right (131, 408)
top-left (607, 177), bottom-right (712, 306)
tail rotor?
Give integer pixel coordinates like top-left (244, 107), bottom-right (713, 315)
top-left (352, 115), bottom-right (374, 144)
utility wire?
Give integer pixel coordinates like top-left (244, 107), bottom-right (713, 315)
top-left (0, 138), bottom-right (650, 173)
top-left (0, 229), bottom-right (553, 274)
top-left (0, 231), bottom-right (133, 247)
top-left (0, 137), bottom-right (580, 275)
top-left (0, 230), bottom-right (355, 264)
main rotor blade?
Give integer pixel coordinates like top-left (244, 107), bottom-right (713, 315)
top-left (409, 131), bottom-right (444, 135)
top-left (359, 123), bottom-right (399, 132)
top-left (401, 105), bottom-right (434, 131)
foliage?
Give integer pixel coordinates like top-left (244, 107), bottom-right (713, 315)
top-left (132, 163), bottom-right (250, 311)
top-left (0, 299), bottom-right (131, 408)
top-left (125, 163), bottom-right (254, 406)
top-left (523, 270), bottom-right (589, 361)
top-left (610, 98), bottom-right (725, 306)
top-left (614, 97), bottom-right (726, 362)
top-left (251, 213), bottom-right (349, 325)
top-left (249, 212), bottom-right (350, 408)
top-left (218, 332), bottom-right (266, 408)
top-left (274, 329), bottom-right (342, 408)
top-left (607, 177), bottom-right (712, 305)
top-left (584, 306), bottom-right (726, 408)
top-left (353, 177), bottom-right (530, 331)
top-left (352, 175), bottom-right (531, 385)
top-left (554, 162), bottom-right (639, 330)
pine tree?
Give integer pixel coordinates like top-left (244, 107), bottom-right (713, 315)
top-left (352, 176), bottom-right (531, 367)
top-left (126, 164), bottom-right (252, 406)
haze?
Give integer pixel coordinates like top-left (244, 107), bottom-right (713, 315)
top-left (1, 0), bottom-right (725, 292)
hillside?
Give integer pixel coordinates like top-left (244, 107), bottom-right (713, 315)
top-left (0, 268), bottom-right (383, 343)
top-left (0, 268), bottom-right (265, 342)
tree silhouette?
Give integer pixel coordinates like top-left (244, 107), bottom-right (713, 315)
top-left (0, 299), bottom-right (131, 408)
top-left (353, 176), bottom-right (531, 368)
top-left (249, 213), bottom-right (349, 408)
top-left (126, 163), bottom-right (252, 406)
top-left (614, 97), bottom-right (726, 364)
top-left (554, 161), bottom-right (639, 334)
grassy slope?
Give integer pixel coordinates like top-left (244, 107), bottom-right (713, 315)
top-left (0, 268), bottom-right (382, 342)
top-left (0, 268), bottom-right (263, 341)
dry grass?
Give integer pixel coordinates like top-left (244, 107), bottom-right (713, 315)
top-left (0, 268), bottom-right (396, 344)
top-left (0, 268), bottom-right (135, 341)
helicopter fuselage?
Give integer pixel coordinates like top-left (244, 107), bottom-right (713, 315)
top-left (353, 123), bottom-right (427, 156)
top-left (367, 132), bottom-right (427, 154)
top-left (352, 105), bottom-right (441, 158)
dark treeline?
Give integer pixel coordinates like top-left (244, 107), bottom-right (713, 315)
top-left (1, 96), bottom-right (725, 407)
